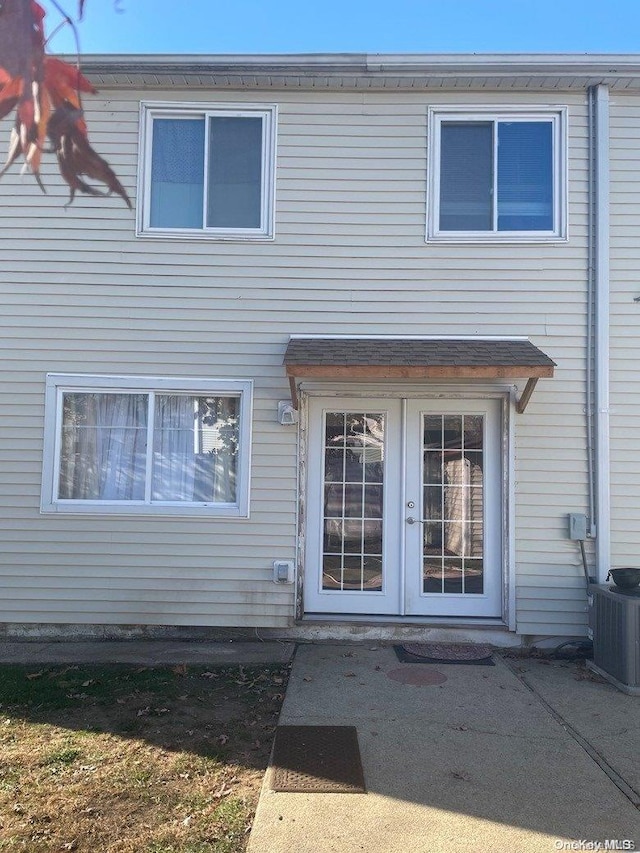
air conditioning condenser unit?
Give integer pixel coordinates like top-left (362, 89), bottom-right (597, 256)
top-left (588, 584), bottom-right (640, 696)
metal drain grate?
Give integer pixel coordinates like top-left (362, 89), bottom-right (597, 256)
top-left (270, 725), bottom-right (366, 793)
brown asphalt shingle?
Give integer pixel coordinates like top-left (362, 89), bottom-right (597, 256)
top-left (283, 337), bottom-right (556, 368)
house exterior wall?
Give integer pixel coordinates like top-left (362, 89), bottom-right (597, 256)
top-left (0, 84), bottom-right (595, 636)
top-left (609, 93), bottom-right (640, 568)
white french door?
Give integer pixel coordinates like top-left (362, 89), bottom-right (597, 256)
top-left (304, 396), bottom-right (503, 619)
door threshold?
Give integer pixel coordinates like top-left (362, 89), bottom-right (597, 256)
top-left (301, 613), bottom-right (507, 628)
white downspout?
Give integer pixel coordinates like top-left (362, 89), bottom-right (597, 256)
top-left (595, 84), bottom-right (611, 582)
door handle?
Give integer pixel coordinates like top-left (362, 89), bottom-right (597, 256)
top-left (406, 516), bottom-right (424, 525)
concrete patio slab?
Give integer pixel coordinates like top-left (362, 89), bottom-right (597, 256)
top-left (508, 656), bottom-right (640, 799)
top-left (248, 644), bottom-right (640, 853)
top-left (0, 640), bottom-right (295, 666)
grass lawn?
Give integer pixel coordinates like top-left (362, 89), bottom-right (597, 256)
top-left (0, 660), bottom-right (290, 852)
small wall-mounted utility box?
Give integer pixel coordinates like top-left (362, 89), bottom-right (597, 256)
top-left (273, 560), bottom-right (295, 584)
top-left (277, 401), bottom-right (299, 425)
top-left (568, 513), bottom-right (588, 540)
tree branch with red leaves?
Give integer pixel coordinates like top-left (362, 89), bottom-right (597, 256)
top-left (0, 0), bottom-right (131, 206)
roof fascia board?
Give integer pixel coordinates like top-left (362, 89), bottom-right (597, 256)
top-left (73, 53), bottom-right (640, 88)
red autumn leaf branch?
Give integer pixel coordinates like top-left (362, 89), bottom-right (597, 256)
top-left (0, 0), bottom-right (131, 207)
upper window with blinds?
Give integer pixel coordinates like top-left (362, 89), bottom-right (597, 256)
top-left (427, 107), bottom-right (567, 242)
top-left (138, 103), bottom-right (277, 240)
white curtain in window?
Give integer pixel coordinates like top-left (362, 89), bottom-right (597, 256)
top-left (152, 395), bottom-right (197, 501)
top-left (59, 392), bottom-right (239, 505)
top-left (152, 395), bottom-right (238, 503)
top-left (59, 393), bottom-right (147, 500)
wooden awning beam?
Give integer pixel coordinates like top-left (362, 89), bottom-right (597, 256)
top-left (286, 364), bottom-right (554, 381)
top-left (515, 377), bottom-right (539, 414)
top-left (285, 363), bottom-right (553, 412)
top-left (288, 375), bottom-right (299, 410)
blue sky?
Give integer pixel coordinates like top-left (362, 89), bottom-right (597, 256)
top-left (42, 0), bottom-right (640, 55)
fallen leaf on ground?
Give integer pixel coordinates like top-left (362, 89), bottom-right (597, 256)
top-left (213, 784), bottom-right (232, 798)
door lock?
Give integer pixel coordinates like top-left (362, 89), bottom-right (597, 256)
top-left (407, 501), bottom-right (415, 508)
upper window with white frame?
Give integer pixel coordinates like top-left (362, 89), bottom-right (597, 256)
top-left (41, 375), bottom-right (253, 516)
top-left (138, 103), bottom-right (277, 239)
top-left (427, 107), bottom-right (567, 242)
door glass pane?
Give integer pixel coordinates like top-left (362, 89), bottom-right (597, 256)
top-left (443, 416), bottom-right (463, 449)
top-left (322, 412), bottom-right (384, 592)
top-left (325, 411), bottom-right (345, 444)
top-left (424, 451), bottom-right (443, 485)
top-left (443, 558), bottom-right (463, 594)
top-left (423, 415), bottom-right (443, 448)
top-left (324, 448), bottom-right (344, 482)
top-left (421, 414), bottom-right (485, 595)
top-left (207, 116), bottom-right (263, 229)
top-left (423, 558), bottom-right (443, 594)
top-left (344, 484), bottom-right (363, 517)
top-left (497, 121), bottom-right (553, 231)
top-left (423, 486), bottom-right (443, 521)
top-left (464, 415), bottom-right (483, 450)
top-left (464, 559), bottom-right (484, 593)
top-left (150, 118), bottom-right (205, 229)
top-left (440, 122), bottom-right (493, 231)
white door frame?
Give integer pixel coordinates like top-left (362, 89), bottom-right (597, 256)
top-left (297, 386), bottom-right (515, 627)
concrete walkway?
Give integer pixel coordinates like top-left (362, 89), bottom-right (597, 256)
top-left (248, 644), bottom-right (640, 853)
top-left (0, 639), bottom-right (295, 666)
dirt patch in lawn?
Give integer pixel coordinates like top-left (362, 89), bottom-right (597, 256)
top-left (0, 661), bottom-right (290, 852)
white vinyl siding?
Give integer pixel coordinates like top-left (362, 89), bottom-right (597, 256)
top-left (609, 93), bottom-right (640, 569)
top-left (0, 87), bottom-right (590, 634)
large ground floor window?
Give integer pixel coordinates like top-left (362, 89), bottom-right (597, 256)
top-left (41, 375), bottom-right (252, 516)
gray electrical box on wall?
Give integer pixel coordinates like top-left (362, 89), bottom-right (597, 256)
top-left (273, 560), bottom-right (294, 584)
top-left (568, 513), bottom-right (588, 540)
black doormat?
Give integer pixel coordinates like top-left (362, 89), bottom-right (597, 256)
top-left (270, 725), bottom-right (366, 793)
top-left (394, 643), bottom-right (495, 666)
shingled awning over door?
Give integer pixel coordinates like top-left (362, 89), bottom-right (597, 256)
top-left (283, 337), bottom-right (556, 413)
